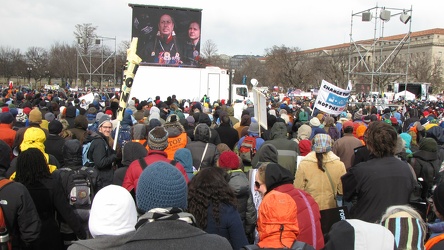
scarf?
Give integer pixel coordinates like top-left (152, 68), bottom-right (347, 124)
top-left (135, 207), bottom-right (196, 230)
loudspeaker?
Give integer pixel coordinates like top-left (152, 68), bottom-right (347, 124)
top-left (362, 12), bottom-right (372, 22)
top-left (400, 12), bottom-right (411, 24)
top-left (380, 10), bottom-right (391, 21)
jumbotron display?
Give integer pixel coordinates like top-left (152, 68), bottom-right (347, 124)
top-left (129, 4), bottom-right (203, 67)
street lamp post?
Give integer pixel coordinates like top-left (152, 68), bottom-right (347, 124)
top-left (27, 67), bottom-right (32, 89)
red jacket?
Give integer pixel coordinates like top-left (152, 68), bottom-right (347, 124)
top-left (274, 184), bottom-right (324, 250)
top-left (0, 123), bottom-right (16, 148)
top-left (122, 150), bottom-right (189, 192)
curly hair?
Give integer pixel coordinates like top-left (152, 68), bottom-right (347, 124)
top-left (15, 148), bottom-right (50, 186)
top-left (365, 121), bottom-right (397, 158)
top-left (187, 167), bottom-right (236, 230)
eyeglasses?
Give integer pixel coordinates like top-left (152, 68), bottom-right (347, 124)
top-left (255, 181), bottom-right (262, 189)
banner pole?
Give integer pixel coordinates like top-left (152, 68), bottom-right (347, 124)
top-left (113, 37), bottom-right (142, 150)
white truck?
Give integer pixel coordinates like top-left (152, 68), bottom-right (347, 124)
top-left (129, 65), bottom-right (249, 103)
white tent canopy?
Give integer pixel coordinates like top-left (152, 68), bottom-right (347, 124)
top-left (394, 90), bottom-right (416, 100)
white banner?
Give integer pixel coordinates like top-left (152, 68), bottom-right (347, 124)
top-left (314, 80), bottom-right (350, 115)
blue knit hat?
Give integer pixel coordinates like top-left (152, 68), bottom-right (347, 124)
top-left (136, 161), bottom-right (187, 213)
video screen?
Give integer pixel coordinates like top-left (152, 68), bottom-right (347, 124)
top-left (129, 4), bottom-right (203, 67)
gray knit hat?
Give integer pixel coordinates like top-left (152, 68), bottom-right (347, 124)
top-left (147, 126), bottom-right (169, 150)
top-left (136, 161), bottom-right (187, 213)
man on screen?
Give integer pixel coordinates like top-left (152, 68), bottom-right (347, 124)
top-left (148, 13), bottom-right (182, 65)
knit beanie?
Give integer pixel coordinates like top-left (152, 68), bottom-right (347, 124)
top-left (382, 216), bottom-right (425, 250)
top-left (433, 182), bottom-right (444, 216)
top-left (44, 112), bottom-right (55, 122)
top-left (299, 140), bottom-right (312, 156)
top-left (218, 151), bottom-right (239, 170)
top-left (147, 126), bottom-right (169, 150)
top-left (98, 115), bottom-right (111, 128)
top-left (248, 122), bottom-right (260, 134)
top-left (312, 134), bottom-right (333, 153)
top-left (419, 138), bottom-right (437, 152)
top-left (86, 107), bottom-right (97, 123)
top-left (136, 161), bottom-right (187, 213)
top-left (48, 120), bottom-right (63, 135)
top-left (309, 117), bottom-right (321, 127)
top-left (29, 108), bottom-right (42, 123)
top-left (23, 107), bottom-right (31, 115)
top-left (0, 112), bottom-right (14, 124)
top-left (15, 113), bottom-right (27, 123)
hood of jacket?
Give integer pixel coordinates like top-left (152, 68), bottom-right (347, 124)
top-left (257, 190), bottom-right (299, 249)
top-left (164, 120), bottom-right (185, 137)
top-left (74, 115), bottom-right (88, 130)
top-left (270, 122), bottom-right (288, 139)
top-left (66, 106), bottom-right (77, 118)
top-left (252, 144), bottom-right (278, 167)
top-left (265, 163), bottom-right (295, 193)
top-left (122, 142), bottom-right (148, 167)
top-left (174, 148), bottom-right (194, 173)
top-left (297, 124), bottom-right (312, 140)
top-left (226, 106), bottom-right (235, 116)
top-left (194, 123), bottom-right (211, 143)
top-left (198, 113), bottom-right (212, 127)
top-left (0, 140), bottom-right (11, 171)
top-left (426, 126), bottom-right (444, 145)
top-left (63, 139), bottom-right (83, 166)
top-left (89, 185), bottom-right (137, 238)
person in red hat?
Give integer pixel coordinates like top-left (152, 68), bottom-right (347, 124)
top-left (218, 151), bottom-right (256, 243)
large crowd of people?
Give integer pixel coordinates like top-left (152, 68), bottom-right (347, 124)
top-left (1, 86), bottom-right (444, 249)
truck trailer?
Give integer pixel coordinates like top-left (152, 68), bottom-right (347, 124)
top-left (129, 65), bottom-right (249, 103)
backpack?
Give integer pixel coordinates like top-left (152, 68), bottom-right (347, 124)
top-left (116, 124), bottom-right (132, 148)
top-left (239, 135), bottom-right (257, 164)
top-left (0, 178), bottom-right (13, 250)
top-left (82, 141), bottom-right (94, 167)
top-left (299, 110), bottom-right (308, 122)
top-left (58, 166), bottom-right (98, 222)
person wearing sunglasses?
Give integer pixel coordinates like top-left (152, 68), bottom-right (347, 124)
top-left (254, 162), bottom-right (324, 249)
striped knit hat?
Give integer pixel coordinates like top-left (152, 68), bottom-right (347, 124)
top-left (147, 126), bottom-right (169, 151)
top-left (382, 216), bottom-right (425, 250)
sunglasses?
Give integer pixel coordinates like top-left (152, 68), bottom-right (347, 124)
top-left (255, 181), bottom-right (262, 189)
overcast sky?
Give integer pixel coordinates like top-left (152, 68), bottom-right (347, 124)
top-left (1, 0), bottom-right (442, 56)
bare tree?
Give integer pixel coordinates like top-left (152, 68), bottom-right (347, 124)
top-left (236, 57), bottom-right (266, 87)
top-left (25, 47), bottom-right (49, 85)
top-left (0, 46), bottom-right (25, 83)
top-left (201, 39), bottom-right (218, 64)
top-left (264, 45), bottom-right (307, 90)
top-left (49, 42), bottom-right (77, 87)
top-left (74, 23), bottom-right (98, 54)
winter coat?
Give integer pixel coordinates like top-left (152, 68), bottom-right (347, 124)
top-left (342, 156), bottom-right (415, 222)
top-left (204, 203), bottom-right (249, 250)
top-left (83, 131), bottom-right (116, 190)
top-left (122, 150), bottom-right (189, 192)
top-left (252, 144), bottom-right (279, 169)
top-left (186, 124), bottom-right (219, 169)
top-left (69, 115), bottom-right (88, 144)
top-left (215, 123), bottom-right (239, 150)
top-left (22, 174), bottom-right (86, 249)
top-left (265, 163), bottom-right (324, 249)
top-left (257, 190), bottom-right (299, 249)
top-left (0, 179), bottom-right (41, 249)
top-left (0, 123), bottom-right (16, 148)
top-left (120, 219), bottom-right (232, 250)
top-left (262, 122), bottom-right (299, 175)
top-left (228, 170), bottom-right (256, 236)
top-left (295, 151), bottom-right (346, 210)
top-left (332, 133), bottom-right (364, 169)
top-left (44, 134), bottom-right (66, 167)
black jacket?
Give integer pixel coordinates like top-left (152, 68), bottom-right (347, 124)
top-left (342, 156), bottom-right (414, 222)
top-left (44, 134), bottom-right (66, 167)
top-left (0, 179), bottom-right (41, 249)
top-left (83, 131), bottom-right (116, 189)
top-left (215, 123), bottom-right (239, 150)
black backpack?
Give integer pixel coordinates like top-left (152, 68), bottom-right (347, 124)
top-left (58, 166), bottom-right (99, 222)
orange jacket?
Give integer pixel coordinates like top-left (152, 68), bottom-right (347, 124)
top-left (164, 132), bottom-right (187, 160)
top-left (258, 190), bottom-right (299, 248)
